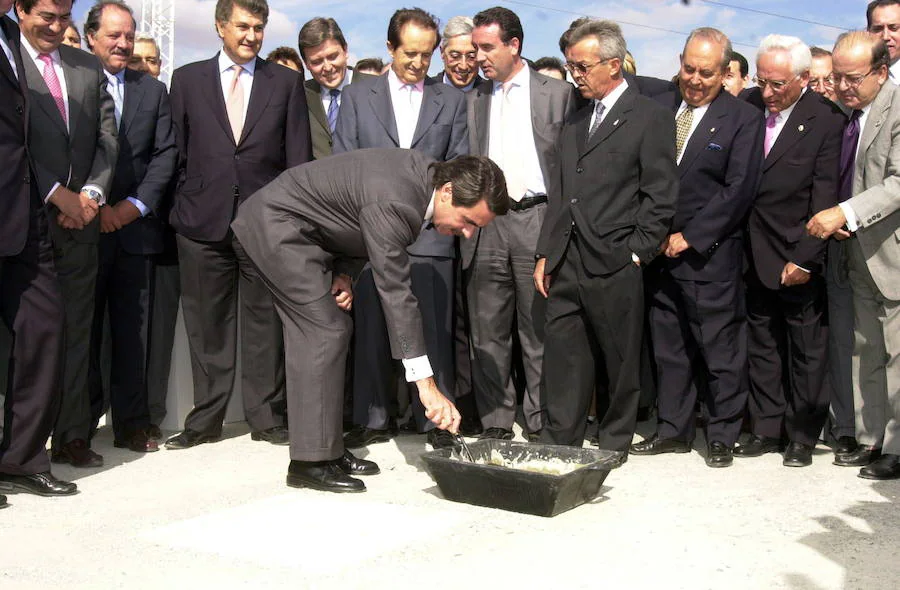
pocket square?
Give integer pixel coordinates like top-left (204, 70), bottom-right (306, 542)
top-left (705, 143), bottom-right (723, 151)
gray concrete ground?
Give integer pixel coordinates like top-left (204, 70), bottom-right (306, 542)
top-left (1, 421), bottom-right (898, 590)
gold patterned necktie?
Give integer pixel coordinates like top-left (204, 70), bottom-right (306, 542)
top-left (675, 105), bottom-right (695, 159)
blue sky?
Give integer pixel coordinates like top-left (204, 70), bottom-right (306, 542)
top-left (88, 1), bottom-right (863, 80)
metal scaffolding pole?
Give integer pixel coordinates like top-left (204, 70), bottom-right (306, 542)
top-left (138, 0), bottom-right (175, 85)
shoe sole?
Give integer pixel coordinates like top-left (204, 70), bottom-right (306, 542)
top-left (705, 460), bottom-right (733, 468)
top-left (857, 471), bottom-right (900, 480)
top-left (112, 443), bottom-right (160, 453)
top-left (783, 460), bottom-right (812, 468)
top-left (630, 447), bottom-right (691, 456)
top-left (50, 454), bottom-right (103, 468)
top-left (2, 482), bottom-right (79, 497)
top-left (286, 475), bottom-right (366, 493)
top-left (164, 436), bottom-right (219, 450)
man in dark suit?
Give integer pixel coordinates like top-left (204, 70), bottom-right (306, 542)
top-left (16, 0), bottom-right (118, 469)
top-left (0, 0), bottom-right (76, 500)
top-left (298, 17), bottom-right (360, 161)
top-left (630, 28), bottom-right (765, 467)
top-left (437, 15), bottom-right (482, 92)
top-left (84, 1), bottom-right (176, 453)
top-left (465, 6), bottom-right (576, 441)
top-left (164, 0), bottom-right (311, 450)
top-left (334, 8), bottom-right (468, 450)
top-left (737, 35), bottom-right (843, 467)
top-left (535, 19), bottom-right (678, 454)
top-left (232, 149), bottom-right (508, 492)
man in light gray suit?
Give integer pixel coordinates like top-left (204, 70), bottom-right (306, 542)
top-left (15, 0), bottom-right (117, 468)
top-left (464, 6), bottom-right (576, 441)
top-left (231, 149), bottom-right (508, 492)
top-left (333, 8), bottom-right (468, 450)
top-left (808, 32), bottom-right (900, 480)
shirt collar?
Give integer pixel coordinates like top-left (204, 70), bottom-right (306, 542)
top-left (20, 33), bottom-right (59, 64)
top-left (493, 62), bottom-right (530, 94)
top-left (597, 78), bottom-right (629, 114)
top-left (388, 68), bottom-right (424, 93)
top-left (104, 68), bottom-right (125, 87)
top-left (425, 190), bottom-right (436, 221)
top-left (769, 87), bottom-right (806, 122)
top-left (320, 70), bottom-right (351, 99)
top-left (218, 50), bottom-right (256, 76)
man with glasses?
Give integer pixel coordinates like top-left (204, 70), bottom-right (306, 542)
top-left (630, 28), bottom-right (764, 468)
top-left (810, 46), bottom-right (837, 102)
top-left (736, 35), bottom-right (844, 467)
top-left (465, 6), bottom-right (575, 442)
top-left (535, 19), bottom-right (677, 455)
top-left (437, 16), bottom-right (481, 92)
top-left (867, 0), bottom-right (900, 81)
top-left (807, 32), bottom-right (900, 480)
top-left (164, 0), bottom-right (311, 451)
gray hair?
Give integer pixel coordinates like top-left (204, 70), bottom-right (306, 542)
top-left (757, 34), bottom-right (811, 76)
top-left (441, 15), bottom-right (473, 50)
top-left (567, 18), bottom-right (627, 62)
top-left (134, 33), bottom-right (160, 53)
top-left (684, 27), bottom-right (733, 71)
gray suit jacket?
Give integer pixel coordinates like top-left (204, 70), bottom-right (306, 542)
top-left (232, 148), bottom-right (435, 359)
top-left (461, 68), bottom-right (576, 268)
top-left (847, 81), bottom-right (900, 300)
top-left (332, 73), bottom-right (468, 258)
top-left (21, 43), bottom-right (118, 245)
top-left (305, 69), bottom-right (369, 161)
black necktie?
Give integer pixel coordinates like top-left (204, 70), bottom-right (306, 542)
top-left (839, 110), bottom-right (863, 203)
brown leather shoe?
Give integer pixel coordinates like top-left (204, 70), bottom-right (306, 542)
top-left (51, 438), bottom-right (104, 468)
top-left (146, 424), bottom-right (163, 440)
top-left (114, 430), bottom-right (159, 453)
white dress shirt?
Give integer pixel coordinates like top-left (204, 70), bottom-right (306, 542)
top-left (387, 69), bottom-right (424, 149)
top-left (674, 100), bottom-right (711, 165)
top-left (218, 50), bottom-right (255, 125)
top-left (839, 102), bottom-right (874, 231)
top-left (488, 65), bottom-right (545, 199)
top-left (890, 60), bottom-right (900, 84)
top-left (319, 70), bottom-right (351, 113)
top-left (764, 88), bottom-right (805, 147)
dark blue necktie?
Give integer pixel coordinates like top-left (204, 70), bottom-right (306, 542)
top-left (839, 110), bottom-right (862, 203)
top-left (327, 88), bottom-right (340, 133)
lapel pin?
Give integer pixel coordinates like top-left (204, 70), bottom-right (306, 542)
top-left (613, 119), bottom-right (619, 126)
top-left (798, 124), bottom-right (805, 132)
top-left (710, 127), bottom-right (716, 133)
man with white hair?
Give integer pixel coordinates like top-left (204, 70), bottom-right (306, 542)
top-left (736, 35), bottom-right (845, 467)
top-left (437, 15), bottom-right (481, 92)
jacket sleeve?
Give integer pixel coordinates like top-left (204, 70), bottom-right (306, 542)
top-left (133, 83), bottom-right (177, 215)
top-left (85, 63), bottom-right (119, 196)
top-left (284, 71), bottom-right (313, 168)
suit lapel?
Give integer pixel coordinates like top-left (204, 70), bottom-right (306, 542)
top-left (202, 55), bottom-right (234, 144)
top-left (411, 79), bottom-right (443, 148)
top-left (581, 89), bottom-right (634, 157)
top-left (21, 48), bottom-right (68, 136)
top-left (678, 92), bottom-right (728, 177)
top-left (240, 57), bottom-right (273, 144)
top-left (763, 92), bottom-right (813, 170)
top-left (305, 79), bottom-right (329, 133)
top-left (59, 49), bottom-right (82, 143)
top-left (370, 74), bottom-right (399, 146)
top-left (859, 82), bottom-right (893, 159)
top-left (474, 79), bottom-right (492, 154)
top-left (119, 68), bottom-right (145, 136)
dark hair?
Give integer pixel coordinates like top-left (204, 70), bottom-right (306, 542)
top-left (387, 7), bottom-right (440, 51)
top-left (532, 57), bottom-right (566, 79)
top-left (298, 17), bottom-right (347, 55)
top-left (730, 50), bottom-right (748, 77)
top-left (354, 57), bottom-right (385, 74)
top-left (16, 0), bottom-right (77, 12)
top-left (266, 47), bottom-right (303, 71)
top-left (559, 17), bottom-right (589, 53)
top-left (431, 156), bottom-right (509, 216)
top-left (473, 6), bottom-right (524, 54)
top-left (809, 46), bottom-right (832, 58)
top-left (867, 0), bottom-right (900, 28)
top-left (215, 0), bottom-right (268, 24)
top-left (83, 0), bottom-right (134, 51)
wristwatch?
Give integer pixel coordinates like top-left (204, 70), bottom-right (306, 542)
top-left (83, 188), bottom-right (103, 204)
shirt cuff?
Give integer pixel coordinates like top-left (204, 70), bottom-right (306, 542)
top-left (126, 197), bottom-right (150, 217)
top-left (44, 181), bottom-right (62, 204)
top-left (82, 184), bottom-right (106, 206)
top-left (402, 355), bottom-right (434, 382)
top-left (838, 202), bottom-right (859, 232)
top-left (792, 264), bottom-right (811, 274)
top-left (631, 252), bottom-right (641, 264)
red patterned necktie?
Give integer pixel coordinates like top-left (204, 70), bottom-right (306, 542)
top-left (39, 53), bottom-right (67, 126)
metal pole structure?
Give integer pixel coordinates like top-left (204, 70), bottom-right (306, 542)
top-left (138, 0), bottom-right (176, 86)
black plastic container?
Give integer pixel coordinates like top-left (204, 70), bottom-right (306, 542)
top-left (421, 439), bottom-right (621, 517)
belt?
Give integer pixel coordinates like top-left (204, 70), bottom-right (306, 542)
top-left (509, 194), bottom-right (548, 212)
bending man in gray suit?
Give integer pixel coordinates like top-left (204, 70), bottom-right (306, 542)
top-left (231, 149), bottom-right (508, 493)
top-left (808, 32), bottom-right (900, 480)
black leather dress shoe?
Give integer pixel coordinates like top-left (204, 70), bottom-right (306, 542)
top-left (858, 454), bottom-right (900, 480)
top-left (706, 441), bottom-right (734, 468)
top-left (783, 441), bottom-right (813, 467)
top-left (51, 438), bottom-right (104, 468)
top-left (734, 434), bottom-right (782, 457)
top-left (0, 471), bottom-right (78, 496)
top-left (459, 419), bottom-right (483, 437)
top-left (287, 460), bottom-right (365, 493)
top-left (479, 427), bottom-right (514, 440)
top-left (165, 429), bottom-right (219, 450)
top-left (630, 435), bottom-right (691, 455)
top-left (0, 494), bottom-right (7, 509)
top-left (114, 430), bottom-right (159, 453)
top-left (834, 446), bottom-right (881, 467)
top-left (833, 436), bottom-right (858, 456)
top-left (427, 428), bottom-right (456, 449)
top-left (338, 450), bottom-right (380, 475)
top-left (251, 426), bottom-right (290, 446)
top-left (343, 423), bottom-right (397, 449)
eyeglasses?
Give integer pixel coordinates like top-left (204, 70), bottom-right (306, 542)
top-left (564, 58), bottom-right (610, 76)
top-left (832, 69), bottom-right (876, 88)
top-left (809, 76), bottom-right (835, 89)
top-left (445, 51), bottom-right (476, 65)
top-left (752, 74), bottom-right (799, 92)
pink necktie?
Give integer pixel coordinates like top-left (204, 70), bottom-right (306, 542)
top-left (764, 112), bottom-right (778, 157)
top-left (39, 53), bottom-right (67, 126)
top-left (225, 64), bottom-right (244, 142)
